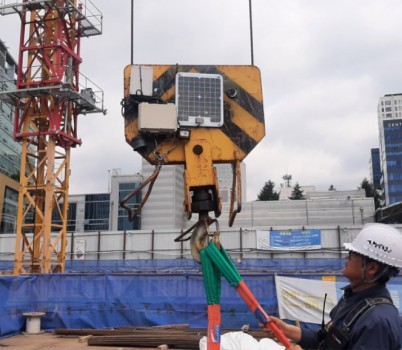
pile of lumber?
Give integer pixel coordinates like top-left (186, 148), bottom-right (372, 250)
top-left (55, 324), bottom-right (267, 349)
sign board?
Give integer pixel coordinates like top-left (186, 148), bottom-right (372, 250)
top-left (74, 238), bottom-right (86, 260)
top-left (257, 229), bottom-right (321, 250)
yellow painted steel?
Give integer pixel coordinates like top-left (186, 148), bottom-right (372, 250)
top-left (14, 131), bottom-right (69, 274)
top-left (123, 64), bottom-right (265, 164)
top-left (123, 64), bottom-right (265, 221)
top-left (3, 0), bottom-right (103, 274)
top-left (13, 6), bottom-right (72, 274)
top-left (183, 138), bottom-right (222, 215)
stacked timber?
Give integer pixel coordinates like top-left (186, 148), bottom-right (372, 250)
top-left (55, 324), bottom-right (268, 349)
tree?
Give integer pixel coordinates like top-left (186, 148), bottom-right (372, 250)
top-left (257, 180), bottom-right (279, 201)
top-left (328, 184), bottom-right (336, 191)
top-left (358, 178), bottom-right (374, 197)
top-left (289, 182), bottom-right (305, 200)
top-left (282, 174), bottom-right (292, 188)
top-left (359, 177), bottom-right (380, 209)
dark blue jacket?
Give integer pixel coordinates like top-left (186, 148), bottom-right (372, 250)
top-left (299, 284), bottom-right (401, 349)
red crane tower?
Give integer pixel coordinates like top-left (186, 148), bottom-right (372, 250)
top-left (0, 0), bottom-right (105, 274)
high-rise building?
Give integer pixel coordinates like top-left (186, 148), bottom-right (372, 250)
top-left (0, 39), bottom-right (20, 234)
top-left (377, 94), bottom-right (402, 205)
top-left (215, 163), bottom-right (247, 203)
top-left (0, 172), bottom-right (18, 234)
top-left (110, 171), bottom-right (142, 231)
top-left (0, 39), bottom-right (19, 178)
top-left (57, 172), bottom-right (142, 233)
top-left (140, 160), bottom-right (186, 230)
top-left (54, 193), bottom-right (111, 233)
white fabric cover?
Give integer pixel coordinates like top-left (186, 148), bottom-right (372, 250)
top-left (199, 331), bottom-right (285, 350)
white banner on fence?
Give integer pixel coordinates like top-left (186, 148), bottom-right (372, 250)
top-left (256, 230), bottom-right (271, 250)
top-left (74, 238), bottom-right (86, 260)
top-left (275, 276), bottom-right (339, 324)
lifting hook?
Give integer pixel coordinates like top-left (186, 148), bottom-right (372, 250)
top-left (174, 214), bottom-right (220, 262)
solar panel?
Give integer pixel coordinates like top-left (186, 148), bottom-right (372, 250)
top-left (175, 72), bottom-right (224, 128)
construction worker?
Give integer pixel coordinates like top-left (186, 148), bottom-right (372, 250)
top-left (262, 223), bottom-right (402, 349)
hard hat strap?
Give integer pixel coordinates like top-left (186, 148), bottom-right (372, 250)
top-left (361, 257), bottom-right (395, 284)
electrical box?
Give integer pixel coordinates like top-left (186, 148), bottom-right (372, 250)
top-left (130, 66), bottom-right (153, 96)
top-left (138, 103), bottom-right (177, 133)
top-left (79, 88), bottom-right (96, 108)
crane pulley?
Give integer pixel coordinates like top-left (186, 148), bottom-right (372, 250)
top-left (121, 64), bottom-right (265, 260)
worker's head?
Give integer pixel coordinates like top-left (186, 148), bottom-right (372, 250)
top-left (343, 223), bottom-right (402, 287)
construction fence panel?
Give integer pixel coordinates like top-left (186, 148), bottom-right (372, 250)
top-left (0, 225), bottom-right (378, 264)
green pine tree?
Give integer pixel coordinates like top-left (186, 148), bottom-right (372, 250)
top-left (289, 182), bottom-right (305, 200)
top-left (257, 180), bottom-right (279, 201)
top-left (358, 177), bottom-right (374, 197)
top-left (359, 177), bottom-right (380, 209)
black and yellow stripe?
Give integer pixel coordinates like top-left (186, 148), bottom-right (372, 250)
top-left (123, 64), bottom-right (265, 163)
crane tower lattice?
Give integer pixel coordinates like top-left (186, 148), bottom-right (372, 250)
top-left (0, 0), bottom-right (106, 274)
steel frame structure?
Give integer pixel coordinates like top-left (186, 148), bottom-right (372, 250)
top-left (0, 0), bottom-right (104, 274)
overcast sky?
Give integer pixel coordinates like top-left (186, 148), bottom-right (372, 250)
top-left (1, 0), bottom-right (402, 201)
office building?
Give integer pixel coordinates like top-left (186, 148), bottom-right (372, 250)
top-left (0, 39), bottom-right (19, 178)
top-left (0, 39), bottom-right (20, 234)
top-left (215, 163), bottom-right (247, 203)
top-left (0, 172), bottom-right (18, 234)
top-left (140, 160), bottom-right (186, 230)
top-left (60, 172), bottom-right (143, 233)
top-left (377, 94), bottom-right (402, 205)
top-left (53, 193), bottom-right (111, 233)
top-left (110, 171), bottom-right (142, 231)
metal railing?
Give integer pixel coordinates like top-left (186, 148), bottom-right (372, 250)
top-left (0, 69), bottom-right (105, 114)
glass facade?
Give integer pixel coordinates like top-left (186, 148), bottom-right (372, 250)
top-left (370, 148), bottom-right (381, 190)
top-left (66, 202), bottom-right (77, 232)
top-left (383, 119), bottom-right (402, 204)
top-left (0, 186), bottom-right (18, 234)
top-left (0, 40), bottom-right (20, 179)
top-left (52, 201), bottom-right (77, 232)
top-left (84, 194), bottom-right (110, 231)
top-left (118, 182), bottom-right (141, 230)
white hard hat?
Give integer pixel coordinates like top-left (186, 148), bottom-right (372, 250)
top-left (344, 223), bottom-right (402, 268)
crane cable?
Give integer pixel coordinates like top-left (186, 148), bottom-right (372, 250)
top-left (131, 0), bottom-right (134, 65)
top-left (119, 161), bottom-right (162, 222)
top-left (249, 0), bottom-right (254, 65)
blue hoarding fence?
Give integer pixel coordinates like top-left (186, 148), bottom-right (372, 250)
top-left (2, 258), bottom-right (400, 339)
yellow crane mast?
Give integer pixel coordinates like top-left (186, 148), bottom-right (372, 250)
top-left (0, 0), bottom-right (105, 274)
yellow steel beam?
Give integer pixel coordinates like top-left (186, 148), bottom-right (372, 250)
top-left (6, 0), bottom-right (102, 274)
top-left (14, 134), bottom-right (69, 274)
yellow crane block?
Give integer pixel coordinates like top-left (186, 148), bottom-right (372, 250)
top-left (121, 64), bottom-right (265, 224)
